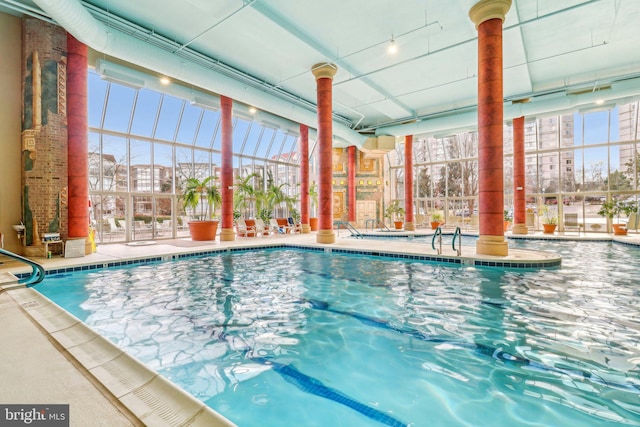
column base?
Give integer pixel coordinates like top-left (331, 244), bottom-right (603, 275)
top-left (301, 224), bottom-right (311, 234)
top-left (511, 223), bottom-right (528, 235)
top-left (403, 222), bottom-right (415, 231)
top-left (219, 228), bottom-right (236, 241)
top-left (476, 234), bottom-right (508, 256)
top-left (316, 229), bottom-right (335, 244)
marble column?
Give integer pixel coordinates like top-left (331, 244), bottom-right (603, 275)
top-left (511, 116), bottom-right (528, 235)
top-left (67, 34), bottom-right (89, 240)
top-left (403, 135), bottom-right (415, 231)
top-left (469, 0), bottom-right (512, 256)
top-left (219, 95), bottom-right (235, 241)
top-left (348, 146), bottom-right (356, 223)
top-left (311, 63), bottom-right (338, 244)
top-left (300, 124), bottom-right (311, 233)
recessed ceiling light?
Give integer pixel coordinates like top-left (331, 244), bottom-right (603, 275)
top-left (595, 99), bottom-right (605, 105)
top-left (159, 76), bottom-right (170, 85)
top-left (249, 106), bottom-right (257, 114)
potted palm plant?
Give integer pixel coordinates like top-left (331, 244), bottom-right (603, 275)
top-left (182, 176), bottom-right (222, 241)
top-left (385, 201), bottom-right (405, 230)
top-left (597, 199), bottom-right (637, 235)
top-left (541, 205), bottom-right (557, 234)
top-left (430, 212), bottom-right (443, 230)
top-left (309, 183), bottom-right (319, 231)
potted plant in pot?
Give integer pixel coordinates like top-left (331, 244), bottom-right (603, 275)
top-left (385, 201), bottom-right (405, 230)
top-left (597, 199), bottom-right (637, 235)
top-left (503, 209), bottom-right (512, 232)
top-left (541, 205), bottom-right (557, 234)
top-left (182, 176), bottom-right (222, 241)
top-left (430, 212), bottom-right (443, 230)
top-left (309, 183), bottom-right (319, 231)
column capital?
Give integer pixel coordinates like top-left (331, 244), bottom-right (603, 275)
top-left (469, 0), bottom-right (512, 29)
top-left (311, 63), bottom-right (338, 80)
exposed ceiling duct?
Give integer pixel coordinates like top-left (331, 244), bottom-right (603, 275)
top-left (32, 0), bottom-right (366, 148)
top-left (375, 76), bottom-right (640, 138)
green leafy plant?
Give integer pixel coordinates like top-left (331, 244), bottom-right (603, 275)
top-left (504, 209), bottom-right (512, 222)
top-left (182, 176), bottom-right (222, 220)
top-left (431, 212), bottom-right (443, 223)
top-left (385, 200), bottom-right (405, 222)
top-left (597, 199), bottom-right (637, 223)
top-left (541, 205), bottom-right (557, 225)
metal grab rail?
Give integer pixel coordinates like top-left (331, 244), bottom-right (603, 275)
top-left (452, 226), bottom-right (462, 256)
top-left (334, 221), bottom-right (364, 238)
top-left (0, 248), bottom-right (45, 287)
top-left (431, 226), bottom-right (442, 254)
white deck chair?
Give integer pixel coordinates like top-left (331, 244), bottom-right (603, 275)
top-left (255, 218), bottom-right (266, 236)
top-left (269, 218), bottom-right (285, 234)
top-left (236, 218), bottom-right (256, 238)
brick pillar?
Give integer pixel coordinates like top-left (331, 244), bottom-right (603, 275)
top-left (219, 95), bottom-right (235, 241)
top-left (469, 0), bottom-right (512, 256)
top-left (348, 146), bottom-right (356, 223)
top-left (511, 116), bottom-right (528, 235)
top-left (300, 124), bottom-right (311, 233)
top-left (404, 135), bottom-right (415, 231)
top-left (21, 18), bottom-right (68, 256)
top-left (312, 63), bottom-right (338, 244)
top-left (67, 33), bottom-right (89, 243)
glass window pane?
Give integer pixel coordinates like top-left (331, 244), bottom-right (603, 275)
top-left (194, 149), bottom-right (211, 180)
top-left (232, 118), bottom-right (251, 154)
top-left (537, 116), bottom-right (559, 149)
top-left (195, 110), bottom-right (219, 148)
top-left (154, 143), bottom-right (173, 193)
top-left (583, 110), bottom-right (610, 145)
top-left (88, 71), bottom-right (107, 128)
top-left (257, 127), bottom-right (276, 159)
top-left (618, 102), bottom-right (639, 142)
top-left (176, 147), bottom-right (193, 190)
top-left (102, 135), bottom-right (128, 192)
top-left (583, 147), bottom-right (607, 191)
top-left (103, 84), bottom-right (136, 132)
top-left (130, 89), bottom-right (161, 137)
top-left (247, 125), bottom-right (264, 157)
top-left (88, 132), bottom-right (101, 191)
top-left (176, 103), bottom-right (202, 144)
top-left (155, 95), bottom-right (183, 141)
top-left (130, 139), bottom-right (151, 193)
top-left (560, 150), bottom-right (576, 192)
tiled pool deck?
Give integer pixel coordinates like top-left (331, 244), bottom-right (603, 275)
top-left (1, 229), bottom-right (638, 426)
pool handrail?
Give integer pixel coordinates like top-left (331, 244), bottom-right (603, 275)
top-left (335, 221), bottom-right (364, 238)
top-left (431, 226), bottom-right (442, 254)
top-left (452, 226), bottom-right (462, 256)
top-left (0, 248), bottom-right (45, 287)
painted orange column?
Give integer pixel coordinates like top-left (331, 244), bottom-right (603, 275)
top-left (312, 63), bottom-right (338, 244)
top-left (470, 0), bottom-right (511, 256)
top-left (219, 95), bottom-right (235, 241)
top-left (348, 146), bottom-right (356, 223)
top-left (66, 34), bottom-right (89, 240)
top-left (300, 124), bottom-right (311, 233)
top-left (404, 135), bottom-right (415, 231)
top-left (511, 116), bottom-right (528, 235)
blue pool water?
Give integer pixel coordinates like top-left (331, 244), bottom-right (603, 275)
top-left (38, 242), bottom-right (640, 426)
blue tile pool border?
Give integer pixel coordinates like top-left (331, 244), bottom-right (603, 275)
top-left (11, 241), bottom-right (569, 282)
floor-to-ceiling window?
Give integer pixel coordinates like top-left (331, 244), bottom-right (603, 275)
top-left (88, 69), bottom-right (308, 243)
top-left (388, 102), bottom-right (640, 232)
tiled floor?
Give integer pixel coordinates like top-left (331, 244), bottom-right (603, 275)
top-left (1, 229), bottom-right (639, 426)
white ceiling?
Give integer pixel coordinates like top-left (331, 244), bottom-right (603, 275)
top-left (3, 0), bottom-right (640, 137)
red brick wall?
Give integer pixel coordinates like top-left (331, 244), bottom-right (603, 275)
top-left (21, 18), bottom-right (68, 249)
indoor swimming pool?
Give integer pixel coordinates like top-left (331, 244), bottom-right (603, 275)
top-left (37, 241), bottom-right (640, 426)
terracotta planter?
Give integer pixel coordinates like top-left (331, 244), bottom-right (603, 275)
top-left (543, 223), bottom-right (557, 234)
top-left (430, 222), bottom-right (441, 230)
top-left (504, 221), bottom-right (511, 231)
top-left (393, 221), bottom-right (403, 230)
top-left (612, 224), bottom-right (628, 235)
top-left (309, 217), bottom-right (318, 231)
top-left (188, 220), bottom-right (218, 241)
